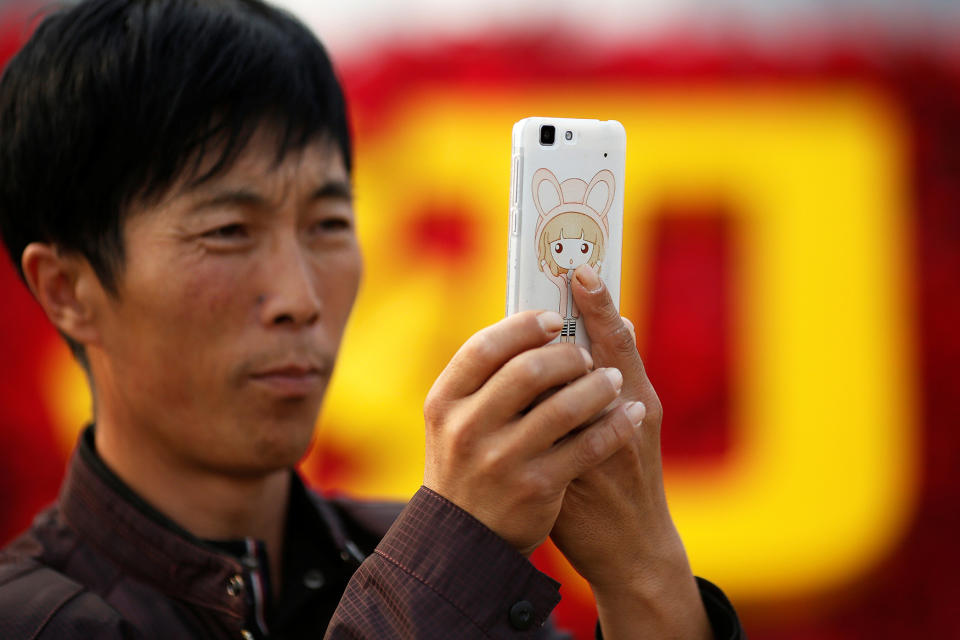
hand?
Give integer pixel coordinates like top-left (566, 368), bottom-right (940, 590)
top-left (550, 264), bottom-right (711, 638)
top-left (422, 309), bottom-right (638, 555)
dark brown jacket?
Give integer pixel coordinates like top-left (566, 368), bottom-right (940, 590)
top-left (0, 429), bottom-right (743, 639)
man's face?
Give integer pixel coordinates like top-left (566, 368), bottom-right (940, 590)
top-left (89, 130), bottom-right (361, 475)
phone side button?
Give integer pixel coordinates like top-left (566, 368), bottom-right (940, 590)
top-left (510, 206), bottom-right (519, 235)
top-left (512, 156), bottom-right (522, 207)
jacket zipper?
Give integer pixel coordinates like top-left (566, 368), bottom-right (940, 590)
top-left (244, 538), bottom-right (270, 638)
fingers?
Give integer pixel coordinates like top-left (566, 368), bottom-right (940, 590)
top-left (515, 365), bottom-right (625, 454)
top-left (428, 310), bottom-right (563, 401)
top-left (546, 400), bottom-right (647, 479)
top-left (571, 265), bottom-right (656, 400)
top-left (572, 265), bottom-right (638, 359)
top-left (570, 266), bottom-right (664, 430)
top-left (470, 342), bottom-right (595, 426)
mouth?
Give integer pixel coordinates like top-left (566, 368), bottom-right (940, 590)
top-left (249, 364), bottom-right (326, 399)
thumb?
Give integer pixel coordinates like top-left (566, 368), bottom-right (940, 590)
top-left (571, 265), bottom-right (636, 359)
top-left (571, 263), bottom-right (663, 433)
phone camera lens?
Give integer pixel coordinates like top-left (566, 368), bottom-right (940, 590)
top-left (565, 130), bottom-right (573, 141)
top-left (540, 125), bottom-right (556, 146)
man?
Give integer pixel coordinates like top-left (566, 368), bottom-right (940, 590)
top-left (0, 0), bottom-right (743, 638)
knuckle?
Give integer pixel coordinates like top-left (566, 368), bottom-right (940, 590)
top-left (545, 397), bottom-right (578, 429)
top-left (575, 416), bottom-right (632, 470)
top-left (423, 393), bottom-right (441, 423)
top-left (610, 323), bottom-right (637, 356)
top-left (477, 444), bottom-right (509, 476)
top-left (609, 411), bottom-right (635, 443)
top-left (509, 353), bottom-right (544, 386)
top-left (448, 424), bottom-right (472, 451)
top-left (464, 331), bottom-right (497, 364)
top-left (445, 410), bottom-right (480, 454)
top-left (638, 384), bottom-right (663, 425)
top-left (647, 394), bottom-right (664, 430)
top-left (575, 427), bottom-right (611, 469)
top-left (422, 397), bottom-right (448, 433)
top-left (518, 468), bottom-right (553, 502)
top-left (521, 355), bottom-right (544, 382)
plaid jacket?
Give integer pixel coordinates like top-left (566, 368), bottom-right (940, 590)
top-left (0, 429), bottom-right (743, 639)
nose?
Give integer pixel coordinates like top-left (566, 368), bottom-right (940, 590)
top-left (259, 240), bottom-right (321, 327)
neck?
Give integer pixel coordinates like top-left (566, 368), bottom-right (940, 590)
top-left (94, 420), bottom-right (291, 596)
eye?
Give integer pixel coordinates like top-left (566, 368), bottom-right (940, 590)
top-left (581, 243), bottom-right (589, 254)
top-left (315, 218), bottom-right (350, 232)
top-left (554, 242), bottom-right (563, 254)
top-left (202, 223), bottom-right (247, 240)
top-left (308, 215), bottom-right (353, 237)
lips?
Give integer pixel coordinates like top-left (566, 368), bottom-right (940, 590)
top-left (249, 364), bottom-right (324, 398)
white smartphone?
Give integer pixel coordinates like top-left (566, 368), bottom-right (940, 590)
top-left (506, 117), bottom-right (626, 349)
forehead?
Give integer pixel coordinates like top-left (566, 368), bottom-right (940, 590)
top-left (130, 128), bottom-right (348, 217)
top-left (189, 130), bottom-right (347, 195)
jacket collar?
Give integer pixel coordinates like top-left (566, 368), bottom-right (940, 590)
top-left (58, 427), bottom-right (249, 620)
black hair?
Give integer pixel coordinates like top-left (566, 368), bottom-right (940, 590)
top-left (0, 0), bottom-right (351, 370)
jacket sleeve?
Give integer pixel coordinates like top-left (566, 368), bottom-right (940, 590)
top-left (326, 487), bottom-right (746, 640)
top-left (695, 577), bottom-right (746, 639)
top-left (325, 486), bottom-right (566, 639)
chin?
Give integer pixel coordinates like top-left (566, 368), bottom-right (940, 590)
top-left (218, 441), bottom-right (312, 478)
top-left (256, 420), bottom-right (317, 467)
top-left (202, 392), bottom-right (322, 473)
top-left (213, 411), bottom-right (317, 476)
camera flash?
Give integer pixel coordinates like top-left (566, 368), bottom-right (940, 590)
top-left (564, 130), bottom-right (573, 140)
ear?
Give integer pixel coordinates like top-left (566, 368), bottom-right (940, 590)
top-left (21, 243), bottom-right (104, 347)
top-left (532, 168), bottom-right (562, 223)
top-left (584, 170), bottom-right (615, 231)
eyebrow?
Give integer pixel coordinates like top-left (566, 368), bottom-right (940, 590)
top-left (187, 179), bottom-right (353, 214)
top-left (312, 180), bottom-right (353, 202)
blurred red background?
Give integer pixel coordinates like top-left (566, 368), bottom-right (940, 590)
top-left (2, 1), bottom-right (959, 637)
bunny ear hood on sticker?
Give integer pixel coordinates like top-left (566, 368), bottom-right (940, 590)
top-left (532, 168), bottom-right (615, 244)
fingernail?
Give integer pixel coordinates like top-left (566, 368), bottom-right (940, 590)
top-left (625, 401), bottom-right (646, 426)
top-left (537, 310), bottom-right (563, 334)
top-left (575, 264), bottom-right (602, 292)
top-left (580, 348), bottom-right (593, 370)
top-left (603, 367), bottom-right (623, 391)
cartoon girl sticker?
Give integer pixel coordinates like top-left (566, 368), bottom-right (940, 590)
top-left (532, 168), bottom-right (614, 343)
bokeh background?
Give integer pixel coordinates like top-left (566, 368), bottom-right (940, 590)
top-left (2, 0), bottom-right (959, 637)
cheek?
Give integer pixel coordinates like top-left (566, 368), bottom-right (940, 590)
top-left (100, 255), bottom-right (253, 402)
top-left (178, 263), bottom-right (250, 320)
top-left (319, 250), bottom-right (362, 327)
top-left (133, 258), bottom-right (255, 366)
